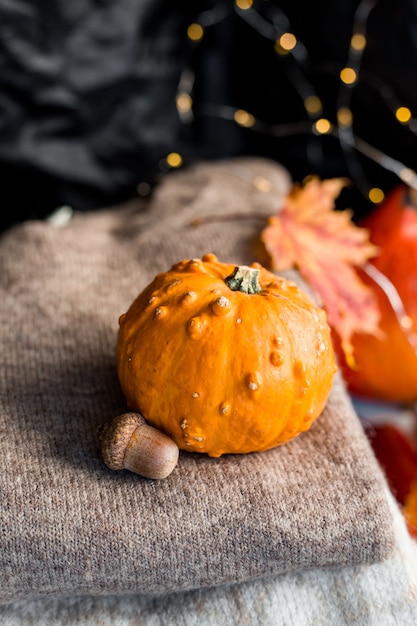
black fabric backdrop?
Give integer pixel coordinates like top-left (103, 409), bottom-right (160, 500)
top-left (1, 0), bottom-right (417, 231)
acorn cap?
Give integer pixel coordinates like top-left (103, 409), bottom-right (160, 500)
top-left (99, 412), bottom-right (146, 471)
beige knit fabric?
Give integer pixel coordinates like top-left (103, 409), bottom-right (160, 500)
top-left (1, 492), bottom-right (416, 625)
top-left (0, 158), bottom-right (395, 605)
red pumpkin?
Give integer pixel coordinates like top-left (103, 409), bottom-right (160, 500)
top-left (336, 185), bottom-right (417, 404)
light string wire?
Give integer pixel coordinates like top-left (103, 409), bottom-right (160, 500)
top-left (363, 262), bottom-right (417, 353)
top-left (335, 0), bottom-right (379, 200)
top-left (171, 0), bottom-right (417, 204)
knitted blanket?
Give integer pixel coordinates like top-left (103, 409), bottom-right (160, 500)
top-left (1, 158), bottom-right (412, 622)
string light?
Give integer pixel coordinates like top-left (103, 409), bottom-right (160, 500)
top-left (167, 0), bottom-right (417, 206)
top-left (304, 96), bottom-right (323, 115)
top-left (368, 187), bottom-right (384, 203)
top-left (314, 119), bottom-right (332, 135)
top-left (340, 67), bottom-right (358, 85)
top-left (333, 0), bottom-right (391, 202)
top-left (176, 93), bottom-right (193, 114)
top-left (187, 23), bottom-right (204, 42)
top-left (337, 107), bottom-right (353, 127)
top-left (166, 152), bottom-right (183, 168)
top-left (350, 33), bottom-right (367, 51)
top-left (235, 0), bottom-right (253, 10)
top-left (274, 33), bottom-right (297, 55)
top-left (234, 109), bottom-right (255, 127)
top-left (396, 107), bottom-right (412, 124)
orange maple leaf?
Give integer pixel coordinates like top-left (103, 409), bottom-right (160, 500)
top-left (261, 177), bottom-right (381, 365)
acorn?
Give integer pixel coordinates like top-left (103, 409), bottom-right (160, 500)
top-left (99, 413), bottom-right (179, 479)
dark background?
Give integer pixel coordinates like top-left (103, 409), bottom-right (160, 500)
top-left (1, 0), bottom-right (417, 232)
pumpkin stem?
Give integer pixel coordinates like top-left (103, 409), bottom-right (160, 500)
top-left (225, 266), bottom-right (261, 294)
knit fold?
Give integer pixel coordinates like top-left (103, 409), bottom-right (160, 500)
top-left (0, 158), bottom-right (395, 604)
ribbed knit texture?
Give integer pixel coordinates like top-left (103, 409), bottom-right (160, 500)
top-left (0, 158), bottom-right (395, 605)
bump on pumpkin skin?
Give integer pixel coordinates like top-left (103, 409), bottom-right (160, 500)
top-left (211, 295), bottom-right (232, 316)
top-left (116, 253), bottom-right (337, 457)
top-left (182, 291), bottom-right (197, 304)
top-left (219, 402), bottom-right (231, 416)
top-left (270, 351), bottom-right (284, 367)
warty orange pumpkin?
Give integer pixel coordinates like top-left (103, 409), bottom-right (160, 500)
top-left (116, 253), bottom-right (337, 457)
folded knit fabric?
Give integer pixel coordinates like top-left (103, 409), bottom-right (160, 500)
top-left (1, 492), bottom-right (416, 626)
top-left (0, 158), bottom-right (395, 605)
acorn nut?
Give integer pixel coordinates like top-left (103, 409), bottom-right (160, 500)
top-left (99, 412), bottom-right (179, 479)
